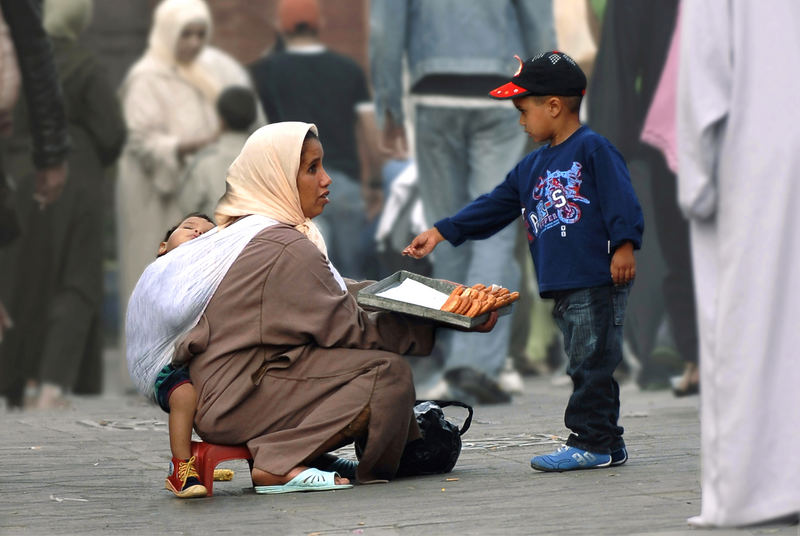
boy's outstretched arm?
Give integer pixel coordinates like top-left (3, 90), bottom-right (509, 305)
top-left (403, 227), bottom-right (445, 258)
top-left (610, 241), bottom-right (636, 285)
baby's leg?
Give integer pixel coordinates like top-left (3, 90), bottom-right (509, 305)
top-left (168, 383), bottom-right (197, 460)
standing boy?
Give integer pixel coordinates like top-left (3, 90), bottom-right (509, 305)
top-left (404, 51), bottom-right (643, 471)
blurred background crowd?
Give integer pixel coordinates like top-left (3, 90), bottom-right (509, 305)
top-left (0, 0), bottom-right (714, 409)
top-left (0, 0), bottom-right (697, 409)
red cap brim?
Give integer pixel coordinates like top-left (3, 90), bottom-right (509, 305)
top-left (488, 81), bottom-right (530, 99)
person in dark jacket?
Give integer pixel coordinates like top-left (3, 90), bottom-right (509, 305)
top-left (0, 0), bottom-right (125, 409)
top-left (0, 0), bottom-right (70, 351)
top-left (0, 0), bottom-right (70, 407)
top-left (587, 0), bottom-right (696, 393)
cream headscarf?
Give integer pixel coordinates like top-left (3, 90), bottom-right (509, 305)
top-left (43, 0), bottom-right (93, 42)
top-left (145, 0), bottom-right (218, 102)
top-left (215, 122), bottom-right (329, 258)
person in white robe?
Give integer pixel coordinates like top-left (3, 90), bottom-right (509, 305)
top-left (116, 0), bottom-right (221, 365)
top-left (677, 0), bottom-right (800, 527)
top-left (199, 45), bottom-right (267, 128)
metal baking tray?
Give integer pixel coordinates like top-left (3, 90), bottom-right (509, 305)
top-left (357, 270), bottom-right (512, 329)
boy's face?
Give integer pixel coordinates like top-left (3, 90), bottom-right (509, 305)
top-left (513, 96), bottom-right (556, 143)
top-left (158, 216), bottom-right (215, 256)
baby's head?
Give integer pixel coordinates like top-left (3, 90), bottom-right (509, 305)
top-left (157, 213), bottom-right (215, 257)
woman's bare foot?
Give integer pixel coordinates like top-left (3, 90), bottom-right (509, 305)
top-left (251, 465), bottom-right (350, 486)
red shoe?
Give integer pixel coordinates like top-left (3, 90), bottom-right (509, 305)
top-left (165, 456), bottom-right (207, 498)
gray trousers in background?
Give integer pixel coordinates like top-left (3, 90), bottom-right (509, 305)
top-left (413, 104), bottom-right (527, 385)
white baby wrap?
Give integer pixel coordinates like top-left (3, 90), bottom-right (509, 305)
top-left (125, 215), bottom-right (278, 399)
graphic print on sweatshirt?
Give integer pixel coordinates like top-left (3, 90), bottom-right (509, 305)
top-left (528, 162), bottom-right (589, 238)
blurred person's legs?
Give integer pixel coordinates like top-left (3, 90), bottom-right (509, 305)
top-left (645, 147), bottom-right (698, 395)
top-left (36, 174), bottom-right (104, 407)
top-left (445, 128), bottom-right (521, 386)
top-left (414, 105), bottom-right (525, 402)
top-left (0, 158), bottom-right (104, 409)
top-left (499, 223), bottom-right (535, 393)
top-left (0, 168), bottom-right (48, 408)
top-left (70, 317), bottom-right (102, 394)
top-left (314, 168), bottom-right (368, 280)
top-left (508, 226), bottom-right (533, 364)
top-left (622, 159), bottom-right (672, 388)
top-left (414, 106), bottom-right (472, 287)
top-left (407, 107), bottom-right (471, 391)
top-left (524, 277), bottom-right (562, 374)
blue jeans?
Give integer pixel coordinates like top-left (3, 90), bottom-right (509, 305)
top-left (414, 104), bottom-right (526, 383)
top-left (551, 283), bottom-right (631, 453)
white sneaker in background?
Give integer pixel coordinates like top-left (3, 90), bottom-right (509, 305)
top-left (416, 377), bottom-right (451, 400)
top-left (498, 358), bottom-right (524, 394)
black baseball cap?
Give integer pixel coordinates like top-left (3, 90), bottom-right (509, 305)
top-left (489, 51), bottom-right (587, 99)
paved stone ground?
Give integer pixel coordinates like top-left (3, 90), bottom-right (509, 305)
top-left (1, 366), bottom-right (798, 536)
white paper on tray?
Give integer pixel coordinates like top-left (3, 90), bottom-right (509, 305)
top-left (375, 278), bottom-right (450, 310)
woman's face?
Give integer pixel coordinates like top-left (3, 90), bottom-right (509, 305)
top-left (175, 21), bottom-right (207, 64)
top-left (296, 137), bottom-right (331, 219)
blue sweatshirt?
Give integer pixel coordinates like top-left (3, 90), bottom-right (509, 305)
top-left (435, 125), bottom-right (644, 294)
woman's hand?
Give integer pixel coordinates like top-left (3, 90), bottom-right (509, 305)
top-left (472, 310), bottom-right (498, 332)
top-left (403, 227), bottom-right (445, 258)
top-left (452, 310), bottom-right (498, 333)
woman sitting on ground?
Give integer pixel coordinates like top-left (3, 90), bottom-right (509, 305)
top-left (128, 121), bottom-right (496, 492)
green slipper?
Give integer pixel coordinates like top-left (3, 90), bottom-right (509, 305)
top-left (254, 468), bottom-right (353, 494)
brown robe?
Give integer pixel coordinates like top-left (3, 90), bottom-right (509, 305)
top-left (176, 224), bottom-right (436, 482)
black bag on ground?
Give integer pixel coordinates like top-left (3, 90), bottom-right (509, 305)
top-left (395, 399), bottom-right (473, 477)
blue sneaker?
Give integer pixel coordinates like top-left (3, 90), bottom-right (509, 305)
top-left (530, 445), bottom-right (612, 472)
top-left (610, 446), bottom-right (628, 467)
